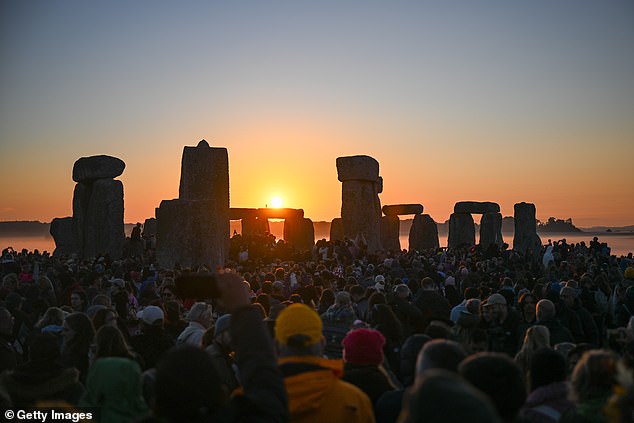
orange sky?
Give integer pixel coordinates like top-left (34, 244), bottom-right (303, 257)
top-left (1, 1), bottom-right (633, 228)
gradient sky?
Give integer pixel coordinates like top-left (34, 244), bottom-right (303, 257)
top-left (1, 1), bottom-right (633, 227)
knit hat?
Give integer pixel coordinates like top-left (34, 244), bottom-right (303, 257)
top-left (342, 328), bottom-right (385, 366)
top-left (137, 305), bottom-right (164, 325)
top-left (275, 303), bottom-right (322, 345)
top-left (214, 314), bottom-right (231, 337)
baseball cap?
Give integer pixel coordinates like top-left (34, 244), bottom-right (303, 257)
top-left (137, 305), bottom-right (164, 325)
top-left (484, 293), bottom-right (507, 307)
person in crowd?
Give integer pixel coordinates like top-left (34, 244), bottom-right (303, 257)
top-left (561, 349), bottom-right (619, 423)
top-left (80, 357), bottom-right (149, 423)
top-left (521, 348), bottom-right (574, 423)
top-left (176, 302), bottom-right (213, 346)
top-left (205, 313), bottom-right (239, 393)
top-left (321, 291), bottom-right (356, 358)
top-left (415, 339), bottom-right (467, 380)
top-left (275, 303), bottom-right (375, 422)
top-left (413, 277), bottom-right (451, 332)
top-left (398, 369), bottom-right (502, 423)
top-left (515, 325), bottom-right (551, 383)
top-left (61, 312), bottom-right (95, 383)
top-left (482, 293), bottom-right (521, 356)
top-left (535, 299), bottom-right (575, 346)
top-left (341, 328), bottom-right (396, 405)
top-left (0, 333), bottom-right (84, 407)
top-left (92, 325), bottom-right (137, 364)
top-left (450, 286), bottom-right (479, 323)
top-left (460, 352), bottom-right (527, 423)
top-left (389, 284), bottom-right (422, 337)
top-left (130, 305), bottom-right (174, 370)
top-left (560, 286), bottom-right (600, 346)
top-left (370, 303), bottom-right (404, 374)
top-left (69, 290), bottom-right (88, 313)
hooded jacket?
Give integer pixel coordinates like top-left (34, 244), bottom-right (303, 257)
top-left (280, 355), bottom-right (375, 423)
top-left (79, 357), bottom-right (149, 423)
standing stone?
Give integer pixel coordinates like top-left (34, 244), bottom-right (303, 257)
top-left (380, 215), bottom-right (401, 252)
top-left (143, 218), bottom-right (157, 237)
top-left (513, 202), bottom-right (542, 259)
top-left (242, 216), bottom-right (270, 238)
top-left (336, 155), bottom-right (382, 252)
top-left (448, 213), bottom-right (475, 248)
top-left (156, 199), bottom-right (226, 269)
top-left (156, 141), bottom-right (230, 269)
top-left (480, 212), bottom-right (503, 249)
top-left (50, 217), bottom-right (78, 256)
top-left (330, 218), bottom-right (344, 242)
top-left (409, 214), bottom-right (439, 251)
top-left (179, 140), bottom-right (229, 203)
top-left (72, 179), bottom-right (124, 259)
top-left (284, 218), bottom-right (315, 252)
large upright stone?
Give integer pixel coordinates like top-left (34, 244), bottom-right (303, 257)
top-left (448, 213), bottom-right (475, 248)
top-left (50, 217), bottom-right (78, 256)
top-left (143, 218), bottom-right (157, 237)
top-left (242, 216), bottom-right (270, 237)
top-left (179, 140), bottom-right (230, 203)
top-left (513, 202), bottom-right (542, 258)
top-left (156, 140), bottom-right (230, 270)
top-left (156, 199), bottom-right (226, 269)
top-left (73, 155), bottom-right (125, 182)
top-left (454, 201), bottom-right (500, 214)
top-left (382, 204), bottom-right (424, 216)
top-left (330, 218), bottom-right (344, 242)
top-left (73, 179), bottom-right (124, 258)
top-left (284, 218), bottom-right (315, 252)
top-left (480, 212), bottom-right (503, 249)
top-left (409, 214), bottom-right (439, 251)
top-left (336, 155), bottom-right (382, 252)
top-left (380, 215), bottom-right (401, 252)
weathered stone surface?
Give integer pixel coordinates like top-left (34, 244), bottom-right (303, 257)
top-left (479, 212), bottom-right (503, 249)
top-left (336, 155), bottom-right (383, 252)
top-left (156, 199), bottom-right (229, 269)
top-left (156, 140), bottom-right (230, 269)
top-left (341, 179), bottom-right (382, 252)
top-left (72, 155), bottom-right (125, 182)
top-left (284, 218), bottom-right (315, 252)
top-left (454, 201), bottom-right (500, 214)
top-left (380, 215), bottom-right (401, 252)
top-left (143, 218), bottom-right (157, 237)
top-left (448, 213), bottom-right (475, 248)
top-left (241, 216), bottom-right (270, 238)
top-left (50, 217), bottom-right (78, 256)
top-left (73, 179), bottom-right (125, 259)
top-left (513, 202), bottom-right (542, 258)
top-left (382, 204), bottom-right (424, 216)
top-left (330, 218), bottom-right (344, 242)
top-left (409, 214), bottom-right (440, 251)
top-left (336, 155), bottom-right (380, 182)
top-left (179, 140), bottom-right (230, 203)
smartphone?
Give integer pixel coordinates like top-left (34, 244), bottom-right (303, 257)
top-left (174, 273), bottom-right (219, 299)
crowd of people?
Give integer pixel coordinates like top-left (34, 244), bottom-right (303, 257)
top-left (1, 233), bottom-right (634, 423)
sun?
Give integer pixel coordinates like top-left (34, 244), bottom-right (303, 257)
top-left (270, 196), bottom-right (283, 208)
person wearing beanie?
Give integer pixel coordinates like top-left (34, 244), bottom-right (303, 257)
top-left (275, 303), bottom-right (375, 423)
top-left (342, 328), bottom-right (396, 405)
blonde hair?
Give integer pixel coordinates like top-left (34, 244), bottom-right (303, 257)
top-left (515, 325), bottom-right (551, 380)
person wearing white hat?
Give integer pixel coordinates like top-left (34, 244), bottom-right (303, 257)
top-left (130, 305), bottom-right (174, 370)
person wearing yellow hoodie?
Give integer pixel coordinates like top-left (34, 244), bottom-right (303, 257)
top-left (275, 303), bottom-right (375, 423)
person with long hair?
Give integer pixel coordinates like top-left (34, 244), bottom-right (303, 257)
top-left (61, 313), bottom-right (95, 383)
top-left (514, 325), bottom-right (551, 383)
top-left (92, 325), bottom-right (136, 365)
top-left (371, 303), bottom-right (404, 374)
